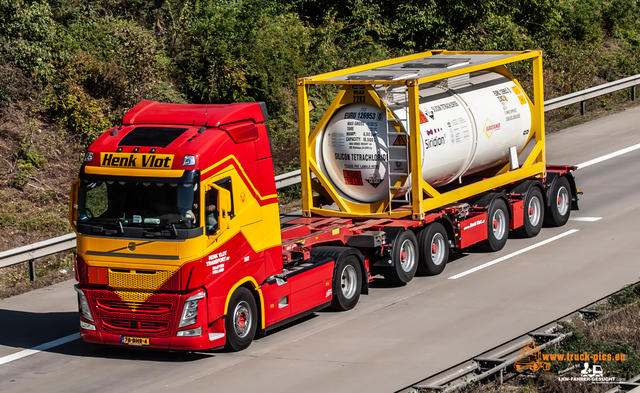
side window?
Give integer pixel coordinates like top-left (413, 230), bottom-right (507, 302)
top-left (204, 187), bottom-right (219, 235)
top-left (216, 177), bottom-right (234, 218)
top-left (204, 177), bottom-right (234, 236)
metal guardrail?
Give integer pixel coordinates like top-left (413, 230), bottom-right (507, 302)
top-left (2, 74), bottom-right (639, 279)
top-left (0, 233), bottom-right (77, 280)
top-left (275, 169), bottom-right (302, 189)
top-left (544, 74), bottom-right (640, 114)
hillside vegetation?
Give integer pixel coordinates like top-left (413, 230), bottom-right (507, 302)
top-left (1, 0), bottom-right (640, 252)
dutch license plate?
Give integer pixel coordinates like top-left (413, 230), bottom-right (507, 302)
top-left (122, 336), bottom-right (149, 346)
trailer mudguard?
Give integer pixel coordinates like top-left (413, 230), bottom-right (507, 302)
top-left (310, 246), bottom-right (368, 295)
top-left (472, 192), bottom-right (511, 219)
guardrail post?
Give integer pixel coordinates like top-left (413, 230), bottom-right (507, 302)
top-left (580, 101), bottom-right (585, 115)
top-left (29, 259), bottom-right (36, 281)
top-left (632, 86), bottom-right (636, 102)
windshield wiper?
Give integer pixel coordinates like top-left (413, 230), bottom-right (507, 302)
top-left (169, 223), bottom-right (179, 238)
top-left (94, 221), bottom-right (124, 236)
top-left (159, 222), bottom-right (179, 238)
top-left (142, 223), bottom-right (179, 238)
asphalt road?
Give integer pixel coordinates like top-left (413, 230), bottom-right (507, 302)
top-left (2, 106), bottom-right (640, 393)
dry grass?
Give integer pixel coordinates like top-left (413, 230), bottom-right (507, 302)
top-left (576, 302), bottom-right (640, 350)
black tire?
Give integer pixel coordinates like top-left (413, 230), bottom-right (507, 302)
top-left (545, 176), bottom-right (571, 227)
top-left (331, 255), bottom-right (362, 311)
top-left (515, 187), bottom-right (544, 238)
top-left (384, 230), bottom-right (418, 285)
top-left (225, 287), bottom-right (257, 351)
top-left (480, 198), bottom-right (509, 252)
top-left (416, 222), bottom-right (449, 276)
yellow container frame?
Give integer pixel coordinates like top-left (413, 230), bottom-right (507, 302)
top-left (297, 50), bottom-right (546, 220)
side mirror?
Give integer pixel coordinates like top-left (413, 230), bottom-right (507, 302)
top-left (69, 179), bottom-right (80, 232)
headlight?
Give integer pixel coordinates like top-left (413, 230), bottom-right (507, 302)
top-left (74, 285), bottom-right (94, 322)
top-left (84, 152), bottom-right (94, 163)
top-left (176, 327), bottom-right (202, 337)
top-left (80, 320), bottom-right (96, 331)
top-left (182, 155), bottom-right (196, 166)
top-left (178, 291), bottom-right (205, 328)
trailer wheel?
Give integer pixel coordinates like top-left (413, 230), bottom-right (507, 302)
top-left (385, 230), bottom-right (418, 285)
top-left (225, 287), bottom-right (257, 351)
top-left (481, 198), bottom-right (509, 252)
top-left (516, 187), bottom-right (544, 238)
top-left (332, 255), bottom-right (362, 311)
top-left (417, 222), bottom-right (449, 276)
top-left (545, 176), bottom-right (571, 227)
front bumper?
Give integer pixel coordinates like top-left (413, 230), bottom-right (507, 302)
top-left (78, 324), bottom-right (225, 350)
top-left (77, 287), bottom-right (226, 351)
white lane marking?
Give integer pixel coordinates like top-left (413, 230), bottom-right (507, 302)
top-left (0, 333), bottom-right (80, 366)
top-left (448, 229), bottom-right (580, 280)
top-left (576, 143), bottom-right (640, 169)
top-left (570, 217), bottom-right (603, 222)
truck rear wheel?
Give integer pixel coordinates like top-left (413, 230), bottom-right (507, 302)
top-left (384, 230), bottom-right (418, 285)
top-left (515, 187), bottom-right (544, 238)
top-left (417, 222), bottom-right (449, 276)
top-left (225, 287), bottom-right (257, 351)
top-left (480, 198), bottom-right (509, 252)
top-left (332, 255), bottom-right (362, 311)
top-left (545, 176), bottom-right (571, 227)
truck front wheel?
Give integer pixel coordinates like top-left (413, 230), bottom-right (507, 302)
top-left (225, 287), bottom-right (257, 351)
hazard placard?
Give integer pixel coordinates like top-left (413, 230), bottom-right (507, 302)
top-left (393, 135), bottom-right (407, 146)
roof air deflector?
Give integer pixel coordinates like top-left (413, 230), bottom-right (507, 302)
top-left (118, 127), bottom-right (189, 148)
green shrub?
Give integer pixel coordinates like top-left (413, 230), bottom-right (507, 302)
top-left (0, 0), bottom-right (57, 81)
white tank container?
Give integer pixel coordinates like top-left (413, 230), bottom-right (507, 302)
top-left (319, 72), bottom-right (532, 203)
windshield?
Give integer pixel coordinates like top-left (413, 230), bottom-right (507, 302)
top-left (78, 179), bottom-right (200, 229)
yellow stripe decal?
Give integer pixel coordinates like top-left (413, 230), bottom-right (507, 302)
top-left (224, 277), bottom-right (266, 329)
top-left (202, 155), bottom-right (277, 201)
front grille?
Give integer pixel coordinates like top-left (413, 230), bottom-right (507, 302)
top-left (88, 290), bottom-right (180, 338)
top-left (108, 269), bottom-right (179, 291)
top-left (96, 299), bottom-right (172, 314)
top-left (103, 318), bottom-right (169, 333)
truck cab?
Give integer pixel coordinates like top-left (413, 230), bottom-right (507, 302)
top-left (70, 100), bottom-right (284, 350)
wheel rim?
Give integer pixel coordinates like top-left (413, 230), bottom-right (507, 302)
top-left (492, 208), bottom-right (507, 240)
top-left (556, 186), bottom-right (570, 216)
top-left (233, 300), bottom-right (252, 338)
top-left (430, 233), bottom-right (446, 266)
top-left (340, 264), bottom-right (358, 300)
top-left (528, 195), bottom-right (541, 226)
top-left (399, 238), bottom-right (416, 273)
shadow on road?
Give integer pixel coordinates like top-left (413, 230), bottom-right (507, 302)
top-left (0, 308), bottom-right (212, 362)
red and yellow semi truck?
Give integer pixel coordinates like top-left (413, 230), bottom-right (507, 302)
top-left (69, 50), bottom-right (579, 351)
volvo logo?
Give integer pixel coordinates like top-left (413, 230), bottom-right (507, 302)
top-left (127, 242), bottom-right (136, 251)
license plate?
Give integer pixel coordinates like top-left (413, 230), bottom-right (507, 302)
top-left (122, 336), bottom-right (149, 346)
